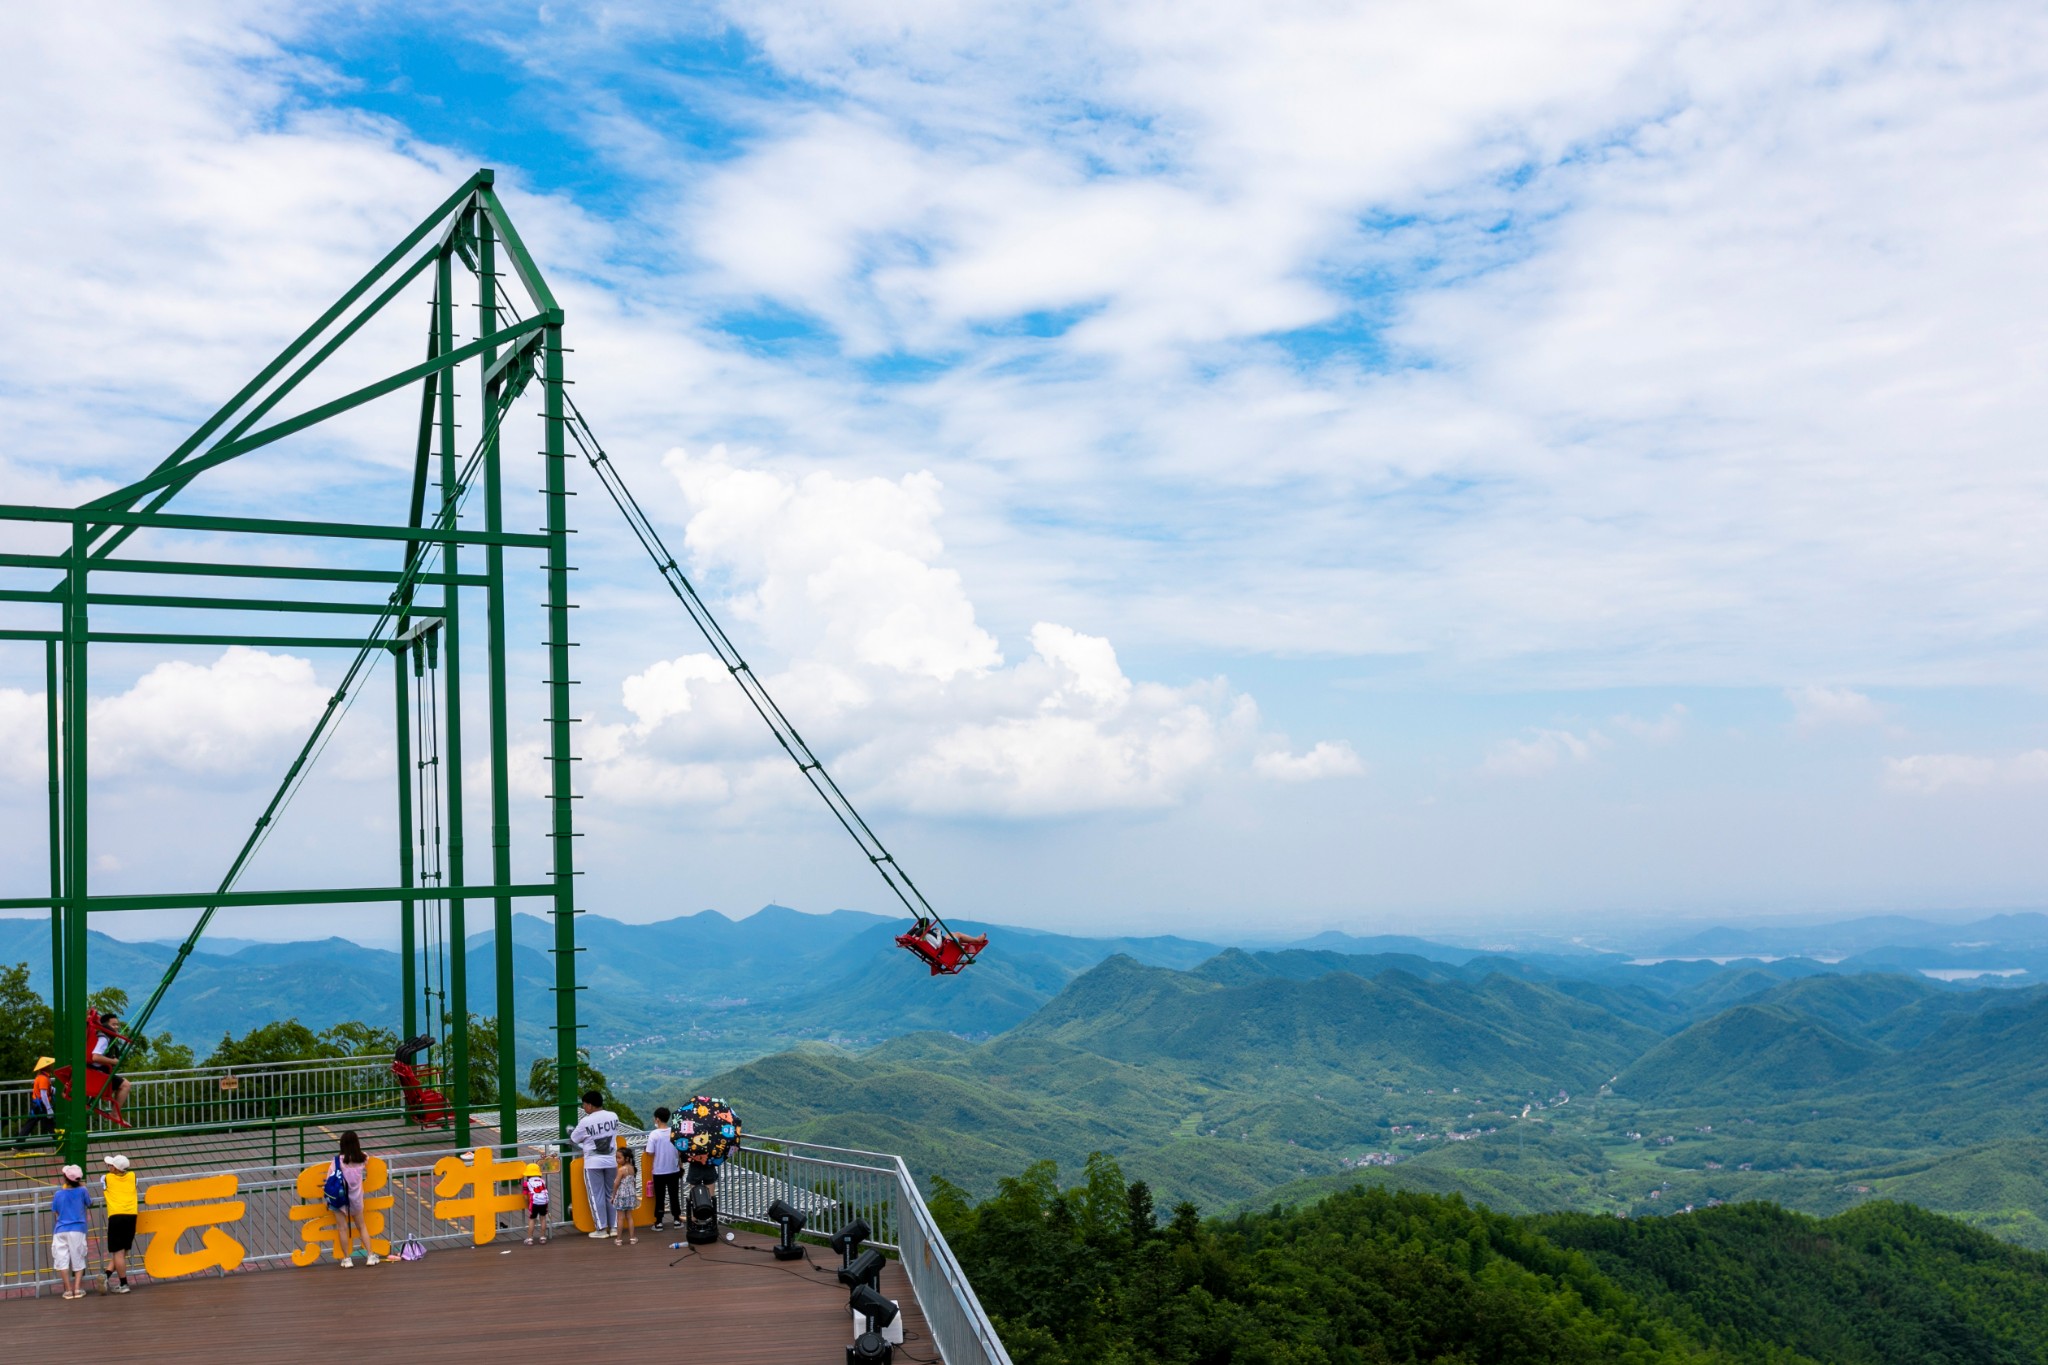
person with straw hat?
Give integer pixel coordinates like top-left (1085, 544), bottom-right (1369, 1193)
top-left (23, 1057), bottom-right (56, 1137)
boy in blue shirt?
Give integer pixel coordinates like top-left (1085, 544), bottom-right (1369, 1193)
top-left (52, 1163), bottom-right (92, 1300)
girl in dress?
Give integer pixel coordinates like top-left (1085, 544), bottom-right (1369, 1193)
top-left (611, 1140), bottom-right (642, 1244)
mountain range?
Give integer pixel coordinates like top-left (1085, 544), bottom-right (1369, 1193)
top-left (8, 905), bottom-right (2048, 1245)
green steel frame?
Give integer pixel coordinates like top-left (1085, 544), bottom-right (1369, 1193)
top-left (0, 170), bottom-right (583, 1165)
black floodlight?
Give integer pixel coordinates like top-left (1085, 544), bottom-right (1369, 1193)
top-left (846, 1332), bottom-right (891, 1365)
top-left (830, 1218), bottom-right (871, 1266)
top-left (767, 1197), bottom-right (807, 1261)
top-left (685, 1183), bottom-right (718, 1245)
top-left (848, 1282), bottom-right (899, 1328)
top-left (838, 1246), bottom-right (885, 1291)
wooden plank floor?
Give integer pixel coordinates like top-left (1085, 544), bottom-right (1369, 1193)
top-left (7, 1225), bottom-right (938, 1362)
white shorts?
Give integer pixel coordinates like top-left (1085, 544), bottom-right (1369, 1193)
top-left (51, 1231), bottom-right (88, 1271)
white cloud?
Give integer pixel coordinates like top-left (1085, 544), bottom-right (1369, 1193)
top-left (1787, 685), bottom-right (1884, 732)
top-left (0, 648), bottom-right (336, 785)
top-left (91, 648), bottom-right (332, 778)
top-left (1614, 704), bottom-right (1689, 744)
top-left (1254, 741), bottom-right (1366, 783)
top-left (1886, 750), bottom-right (2048, 794)
top-left (555, 448), bottom-right (1332, 817)
top-left (1482, 727), bottom-right (1605, 778)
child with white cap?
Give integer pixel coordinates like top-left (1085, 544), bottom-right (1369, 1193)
top-left (51, 1164), bottom-right (91, 1300)
top-left (101, 1154), bottom-right (136, 1293)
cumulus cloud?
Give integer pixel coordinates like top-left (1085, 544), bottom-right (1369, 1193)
top-left (1254, 741), bottom-right (1367, 783)
top-left (0, 648), bottom-right (333, 785)
top-left (554, 447), bottom-right (1343, 817)
top-left (1787, 686), bottom-right (1884, 732)
top-left (1482, 727), bottom-right (1606, 778)
top-left (1613, 704), bottom-right (1688, 744)
top-left (1886, 750), bottom-right (2048, 794)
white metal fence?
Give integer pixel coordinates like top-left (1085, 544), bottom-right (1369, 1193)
top-left (1, 1055), bottom-right (408, 1139)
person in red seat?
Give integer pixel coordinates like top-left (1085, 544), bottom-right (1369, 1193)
top-left (88, 1013), bottom-right (133, 1128)
top-left (896, 918), bottom-right (988, 975)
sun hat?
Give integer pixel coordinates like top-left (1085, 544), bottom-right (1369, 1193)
top-left (104, 1154), bottom-right (131, 1172)
top-left (34, 1056), bottom-right (54, 1071)
top-left (60, 1164), bottom-right (83, 1182)
top-left (523, 1163), bottom-right (541, 1177)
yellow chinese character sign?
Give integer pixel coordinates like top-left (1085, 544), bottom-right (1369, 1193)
top-left (289, 1156), bottom-right (393, 1266)
top-left (433, 1146), bottom-right (526, 1245)
top-left (135, 1174), bottom-right (245, 1280)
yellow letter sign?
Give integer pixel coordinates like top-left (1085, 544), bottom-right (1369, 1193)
top-left (432, 1146), bottom-right (525, 1245)
top-left (136, 1173), bottom-right (246, 1280)
top-left (290, 1156), bottom-right (393, 1265)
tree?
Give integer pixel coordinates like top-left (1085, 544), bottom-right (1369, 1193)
top-left (86, 985), bottom-right (191, 1070)
top-left (0, 962), bottom-right (53, 1080)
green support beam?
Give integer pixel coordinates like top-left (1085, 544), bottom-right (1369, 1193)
top-left (0, 503), bottom-right (550, 549)
top-left (436, 244), bottom-right (472, 1139)
top-left (395, 649), bottom-right (418, 1048)
top-left (61, 525), bottom-right (89, 1166)
top-left (6, 169), bottom-right (580, 1157)
top-left (543, 319), bottom-right (581, 1137)
top-left (481, 211), bottom-right (522, 1152)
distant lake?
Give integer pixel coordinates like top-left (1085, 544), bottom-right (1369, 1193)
top-left (1920, 968), bottom-right (2028, 982)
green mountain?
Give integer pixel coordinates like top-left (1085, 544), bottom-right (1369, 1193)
top-left (946, 1153), bottom-right (2048, 1364)
top-left (1615, 1004), bottom-right (1888, 1103)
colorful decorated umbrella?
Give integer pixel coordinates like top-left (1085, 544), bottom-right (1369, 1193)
top-left (679, 1096), bottom-right (741, 1166)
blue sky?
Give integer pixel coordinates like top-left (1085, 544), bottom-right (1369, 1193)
top-left (1, 1), bottom-right (2045, 944)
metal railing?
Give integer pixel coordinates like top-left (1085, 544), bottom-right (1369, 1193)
top-left (2, 1132), bottom-right (1012, 1364)
top-left (730, 1137), bottom-right (1013, 1365)
top-left (1, 1055), bottom-right (408, 1142)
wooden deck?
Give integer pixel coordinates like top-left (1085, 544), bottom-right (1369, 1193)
top-left (9, 1224), bottom-right (935, 1362)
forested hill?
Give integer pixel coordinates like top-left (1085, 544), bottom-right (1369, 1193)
top-left (946, 1155), bottom-right (2048, 1364)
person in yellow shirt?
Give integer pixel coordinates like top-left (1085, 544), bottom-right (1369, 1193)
top-left (100, 1153), bottom-right (137, 1294)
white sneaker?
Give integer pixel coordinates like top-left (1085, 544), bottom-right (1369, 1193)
top-left (589, 1229), bottom-right (609, 1238)
top-left (364, 1254), bottom-right (381, 1266)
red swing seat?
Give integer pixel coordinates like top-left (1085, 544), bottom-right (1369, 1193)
top-left (391, 1035), bottom-right (453, 1128)
top-left (895, 923), bottom-right (989, 976)
top-left (49, 1008), bottom-right (134, 1126)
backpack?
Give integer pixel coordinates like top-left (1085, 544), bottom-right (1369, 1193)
top-left (323, 1157), bottom-right (350, 1210)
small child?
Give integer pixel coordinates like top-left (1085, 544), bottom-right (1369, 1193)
top-left (24, 1058), bottom-right (56, 1137)
top-left (100, 1153), bottom-right (136, 1294)
top-left (51, 1163), bottom-right (92, 1300)
top-left (611, 1145), bottom-right (641, 1245)
top-left (521, 1162), bottom-right (551, 1245)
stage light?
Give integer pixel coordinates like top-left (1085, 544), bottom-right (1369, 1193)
top-left (685, 1183), bottom-right (718, 1245)
top-left (767, 1198), bottom-right (807, 1261)
top-left (830, 1218), bottom-right (871, 1267)
top-left (837, 1246), bottom-right (885, 1291)
top-left (847, 1283), bottom-right (900, 1364)
top-left (848, 1283), bottom-right (899, 1328)
top-left (846, 1331), bottom-right (891, 1365)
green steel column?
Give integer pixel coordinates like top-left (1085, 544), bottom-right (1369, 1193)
top-left (394, 646), bottom-right (418, 1047)
top-left (60, 525), bottom-right (90, 1166)
top-left (436, 247), bottom-right (471, 1139)
top-left (479, 215), bottom-right (521, 1151)
top-left (542, 317), bottom-right (580, 1137)
top-left (45, 640), bottom-right (63, 1047)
